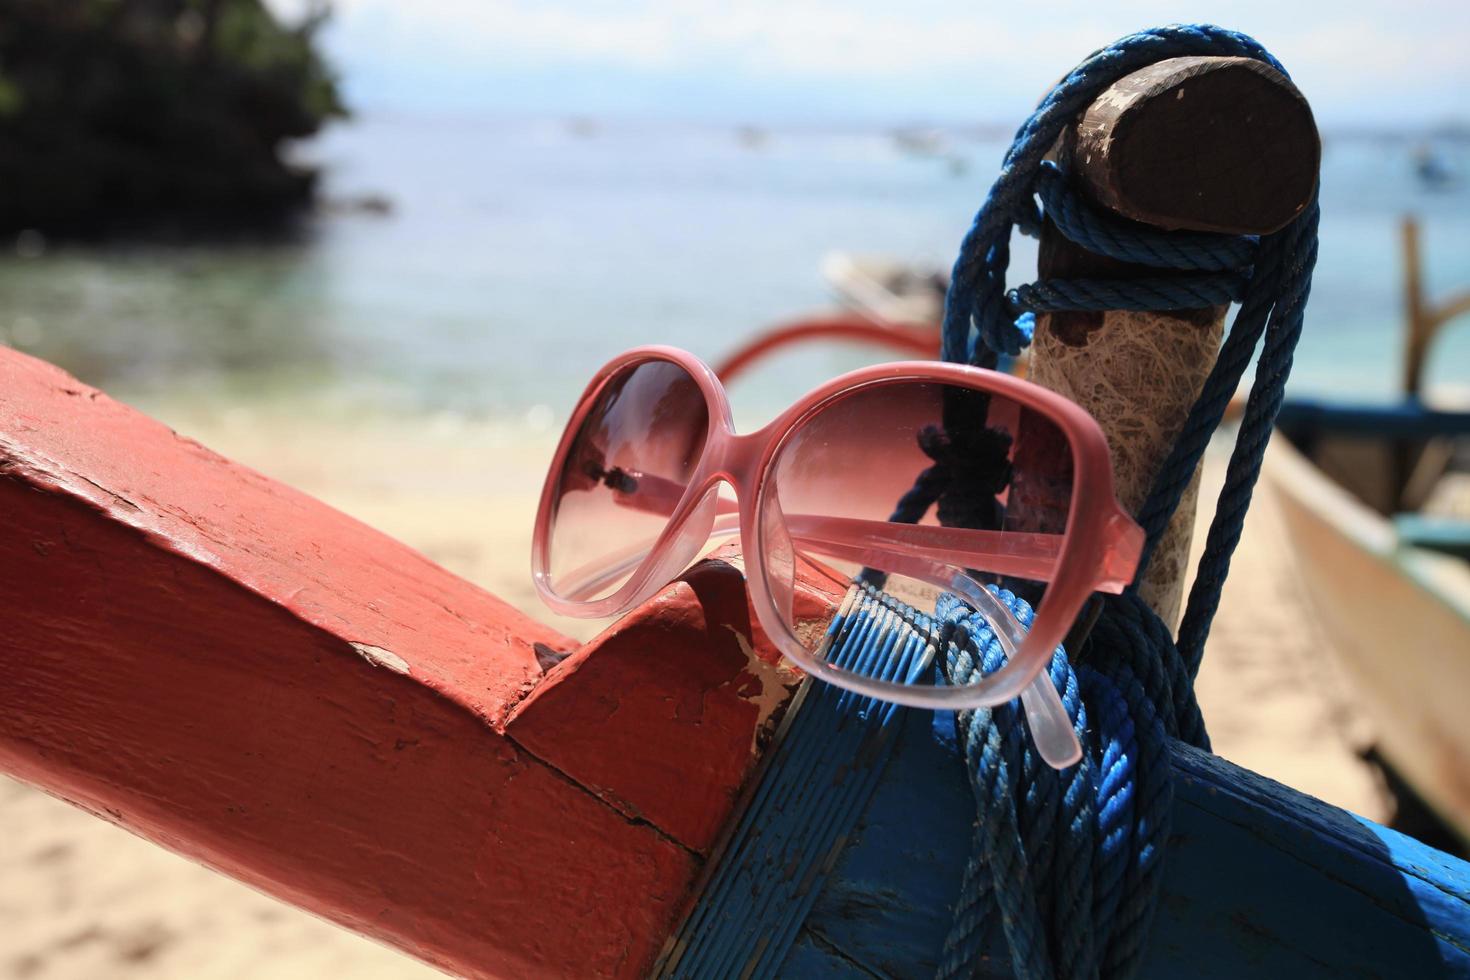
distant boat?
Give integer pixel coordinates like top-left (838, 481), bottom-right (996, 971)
top-left (565, 117), bottom-right (598, 139)
top-left (890, 127), bottom-right (946, 157)
top-left (712, 254), bottom-right (943, 383)
top-left (1265, 216), bottom-right (1470, 844)
top-left (1414, 143), bottom-right (1460, 190)
top-left (736, 126), bottom-right (768, 150)
top-left (820, 252), bottom-right (947, 326)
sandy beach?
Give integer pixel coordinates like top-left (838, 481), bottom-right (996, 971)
top-left (0, 410), bottom-right (1391, 980)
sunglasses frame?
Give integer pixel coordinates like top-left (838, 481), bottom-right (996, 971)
top-left (532, 345), bottom-right (1142, 718)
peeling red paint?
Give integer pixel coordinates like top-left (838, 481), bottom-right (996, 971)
top-left (0, 348), bottom-right (841, 978)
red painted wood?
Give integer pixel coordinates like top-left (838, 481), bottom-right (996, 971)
top-left (0, 348), bottom-right (810, 978)
top-left (511, 552), bottom-right (845, 853)
top-left (711, 314), bottom-right (940, 383)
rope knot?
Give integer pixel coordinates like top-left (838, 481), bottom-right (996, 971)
top-left (914, 423), bottom-right (1013, 532)
top-left (917, 424), bottom-right (1013, 496)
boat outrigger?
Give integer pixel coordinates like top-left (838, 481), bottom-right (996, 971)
top-left (711, 253), bottom-right (943, 383)
top-left (1267, 215), bottom-right (1470, 844)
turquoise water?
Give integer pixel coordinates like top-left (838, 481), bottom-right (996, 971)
top-left (1, 116), bottom-right (1467, 424)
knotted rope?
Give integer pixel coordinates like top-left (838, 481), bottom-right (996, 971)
top-left (928, 23), bottom-right (1318, 979)
top-left (887, 419), bottom-right (1013, 533)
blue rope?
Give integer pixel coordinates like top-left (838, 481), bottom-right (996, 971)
top-left (933, 589), bottom-right (1182, 980)
top-left (1032, 162), bottom-right (1259, 273)
top-left (928, 23), bottom-right (1318, 980)
top-left (1008, 274), bottom-right (1247, 313)
top-left (940, 23), bottom-right (1289, 363)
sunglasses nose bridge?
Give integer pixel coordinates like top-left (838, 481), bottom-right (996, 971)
top-left (703, 430), bottom-right (766, 498)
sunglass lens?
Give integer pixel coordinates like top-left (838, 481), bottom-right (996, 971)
top-left (547, 359), bottom-right (710, 602)
top-left (758, 380), bottom-right (1075, 687)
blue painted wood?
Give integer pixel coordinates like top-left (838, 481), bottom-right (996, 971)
top-left (779, 708), bottom-right (1470, 978)
top-left (1395, 513), bottom-right (1470, 560)
top-left (781, 935), bottom-right (884, 979)
top-left (656, 586), bottom-right (941, 979)
top-left (798, 709), bottom-right (976, 977)
top-left (1276, 400), bottom-right (1470, 439)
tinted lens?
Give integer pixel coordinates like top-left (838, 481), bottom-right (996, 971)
top-left (548, 359), bottom-right (710, 602)
top-left (759, 379), bottom-right (1074, 687)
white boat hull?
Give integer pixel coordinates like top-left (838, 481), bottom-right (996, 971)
top-left (1266, 437), bottom-right (1470, 841)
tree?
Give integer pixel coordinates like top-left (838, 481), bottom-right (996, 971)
top-left (0, 0), bottom-right (348, 236)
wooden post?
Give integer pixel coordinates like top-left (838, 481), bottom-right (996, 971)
top-left (1030, 56), bottom-right (1319, 625)
top-left (1394, 216), bottom-right (1470, 400)
top-left (1403, 216), bottom-right (1429, 399)
top-left (1394, 215), bottom-right (1470, 507)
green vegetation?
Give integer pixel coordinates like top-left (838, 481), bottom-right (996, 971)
top-left (0, 0), bottom-right (346, 236)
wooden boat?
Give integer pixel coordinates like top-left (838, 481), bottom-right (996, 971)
top-left (4, 55), bottom-right (1470, 980)
top-left (711, 253), bottom-right (944, 383)
top-left (1266, 216), bottom-right (1470, 842)
top-left (820, 251), bottom-right (947, 327)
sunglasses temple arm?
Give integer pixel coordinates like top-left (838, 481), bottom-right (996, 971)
top-left (555, 514), bottom-right (959, 605)
top-left (1021, 673), bottom-right (1083, 768)
top-left (789, 516), bottom-right (1063, 585)
top-left (555, 528), bottom-right (1084, 768)
top-left (947, 575), bottom-right (1082, 768)
top-left (613, 475), bottom-right (738, 517)
top-left (614, 479), bottom-right (1066, 585)
top-left (554, 520), bottom-right (742, 602)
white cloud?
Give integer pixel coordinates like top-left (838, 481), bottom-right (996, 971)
top-left (266, 0), bottom-right (1470, 122)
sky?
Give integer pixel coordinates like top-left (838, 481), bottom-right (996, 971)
top-left (267, 1), bottom-right (1470, 128)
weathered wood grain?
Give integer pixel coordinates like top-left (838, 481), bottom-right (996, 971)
top-left (0, 346), bottom-right (801, 978)
top-left (785, 709), bottom-right (1470, 978)
top-left (509, 557), bottom-right (806, 854)
top-left (1065, 56), bottom-right (1318, 235)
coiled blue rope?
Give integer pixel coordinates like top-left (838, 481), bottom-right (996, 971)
top-left (929, 23), bottom-right (1318, 980)
top-left (935, 589), bottom-right (1176, 980)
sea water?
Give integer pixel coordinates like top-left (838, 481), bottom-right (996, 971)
top-left (0, 115), bottom-right (1466, 430)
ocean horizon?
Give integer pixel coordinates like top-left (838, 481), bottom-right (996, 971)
top-left (2, 113), bottom-right (1467, 430)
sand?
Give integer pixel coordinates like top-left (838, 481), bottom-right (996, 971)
top-left (0, 410), bottom-right (1391, 979)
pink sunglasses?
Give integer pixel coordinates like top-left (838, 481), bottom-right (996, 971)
top-left (532, 346), bottom-right (1144, 767)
